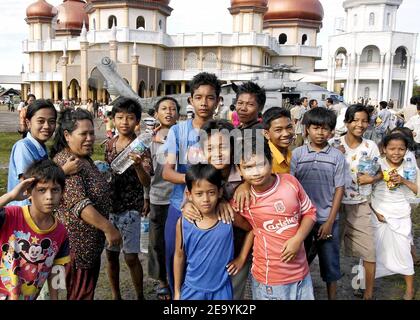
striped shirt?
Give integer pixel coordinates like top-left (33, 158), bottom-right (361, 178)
top-left (234, 174), bottom-right (317, 286)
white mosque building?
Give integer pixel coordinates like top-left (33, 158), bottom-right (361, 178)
top-left (21, 0), bottom-right (325, 104)
top-left (326, 0), bottom-right (417, 107)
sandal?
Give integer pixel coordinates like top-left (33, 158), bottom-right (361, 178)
top-left (156, 286), bottom-right (171, 300)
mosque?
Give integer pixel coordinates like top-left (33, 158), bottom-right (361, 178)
top-left (21, 0), bottom-right (417, 108)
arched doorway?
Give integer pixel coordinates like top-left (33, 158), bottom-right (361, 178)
top-left (395, 46), bottom-right (408, 69)
top-left (138, 81), bottom-right (146, 98)
top-left (69, 79), bottom-right (80, 101)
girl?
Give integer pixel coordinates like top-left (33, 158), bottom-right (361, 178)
top-left (8, 99), bottom-right (80, 206)
top-left (371, 133), bottom-right (418, 300)
top-left (337, 104), bottom-right (382, 300)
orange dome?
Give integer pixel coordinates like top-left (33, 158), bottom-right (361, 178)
top-left (265, 0), bottom-right (324, 22)
top-left (56, 0), bottom-right (89, 31)
top-left (26, 0), bottom-right (56, 18)
top-left (231, 0), bottom-right (268, 7)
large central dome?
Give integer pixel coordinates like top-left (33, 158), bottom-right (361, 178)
top-left (264, 0), bottom-right (324, 22)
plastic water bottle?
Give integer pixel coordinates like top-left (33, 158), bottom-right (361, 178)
top-left (140, 216), bottom-right (149, 254)
top-left (367, 157), bottom-right (380, 176)
top-left (403, 158), bottom-right (418, 203)
top-left (110, 132), bottom-right (153, 174)
top-left (358, 152), bottom-right (372, 197)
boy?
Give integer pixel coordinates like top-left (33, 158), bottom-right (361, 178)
top-left (104, 97), bottom-right (152, 300)
top-left (162, 72), bottom-right (221, 293)
top-left (234, 134), bottom-right (317, 300)
top-left (290, 108), bottom-right (346, 300)
top-left (147, 96), bottom-right (180, 300)
top-left (0, 160), bottom-right (70, 300)
top-left (173, 164), bottom-right (252, 300)
top-left (235, 82), bottom-right (266, 130)
top-left (290, 98), bottom-right (308, 147)
top-left (263, 107), bottom-right (294, 174)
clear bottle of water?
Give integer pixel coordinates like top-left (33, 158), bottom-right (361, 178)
top-left (140, 216), bottom-right (149, 254)
top-left (358, 152), bottom-right (372, 197)
top-left (403, 158), bottom-right (418, 203)
top-left (110, 132), bottom-right (153, 174)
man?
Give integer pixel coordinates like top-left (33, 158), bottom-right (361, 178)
top-left (375, 101), bottom-right (391, 144)
top-left (398, 96), bottom-right (418, 124)
top-left (309, 99), bottom-right (318, 109)
top-left (235, 81), bottom-right (266, 130)
top-left (290, 97), bottom-right (308, 147)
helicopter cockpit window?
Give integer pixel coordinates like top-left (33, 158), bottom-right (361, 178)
top-left (279, 33), bottom-right (287, 45)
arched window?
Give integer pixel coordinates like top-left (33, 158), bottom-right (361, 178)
top-left (369, 13), bottom-right (375, 26)
top-left (186, 52), bottom-right (199, 69)
top-left (364, 87), bottom-right (370, 99)
top-left (136, 16), bottom-right (145, 30)
top-left (92, 18), bottom-right (96, 30)
top-left (279, 33), bottom-right (287, 45)
top-left (387, 13), bottom-right (391, 26)
top-left (203, 52), bottom-right (217, 69)
top-left (367, 49), bottom-right (373, 63)
top-left (159, 20), bottom-right (163, 30)
top-left (301, 34), bottom-right (308, 45)
top-left (354, 14), bottom-right (358, 26)
top-left (108, 15), bottom-right (117, 29)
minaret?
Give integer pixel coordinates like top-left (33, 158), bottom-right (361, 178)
top-left (131, 43), bottom-right (139, 93)
top-left (80, 22), bottom-right (89, 104)
top-left (229, 0), bottom-right (268, 33)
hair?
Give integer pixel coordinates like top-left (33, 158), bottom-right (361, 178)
top-left (303, 107), bottom-right (337, 131)
top-left (154, 96), bottom-right (181, 113)
top-left (235, 82), bottom-right (266, 111)
top-left (262, 107), bottom-right (291, 130)
top-left (25, 99), bottom-right (57, 121)
top-left (382, 133), bottom-right (409, 149)
top-left (326, 98), bottom-right (334, 105)
top-left (241, 129), bottom-right (272, 164)
top-left (410, 96), bottom-right (418, 105)
top-left (27, 94), bottom-right (36, 102)
top-left (300, 97), bottom-right (308, 104)
top-left (344, 104), bottom-right (369, 123)
top-left (379, 101), bottom-right (388, 109)
top-left (309, 99), bottom-right (317, 107)
top-left (111, 97), bottom-right (142, 120)
top-left (229, 104), bottom-right (235, 111)
top-left (366, 105), bottom-right (375, 117)
top-left (147, 108), bottom-right (156, 117)
top-left (190, 72), bottom-right (221, 97)
top-left (185, 164), bottom-right (223, 192)
top-left (50, 109), bottom-right (94, 159)
top-left (23, 159), bottom-right (66, 192)
top-left (390, 127), bottom-right (415, 151)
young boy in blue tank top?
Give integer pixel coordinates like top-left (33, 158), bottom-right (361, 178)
top-left (173, 164), bottom-right (252, 300)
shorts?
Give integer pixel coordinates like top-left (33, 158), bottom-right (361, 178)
top-left (181, 281), bottom-right (233, 300)
top-left (252, 274), bottom-right (314, 300)
top-left (107, 210), bottom-right (141, 254)
top-left (304, 221), bottom-right (341, 283)
top-left (341, 202), bottom-right (376, 262)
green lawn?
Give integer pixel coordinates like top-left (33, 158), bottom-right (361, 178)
top-left (0, 133), bottom-right (105, 196)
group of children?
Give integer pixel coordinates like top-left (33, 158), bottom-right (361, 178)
top-left (0, 71), bottom-right (419, 301)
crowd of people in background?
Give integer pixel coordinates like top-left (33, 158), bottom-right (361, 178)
top-left (0, 71), bottom-right (419, 301)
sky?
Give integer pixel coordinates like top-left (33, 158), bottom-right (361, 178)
top-left (0, 0), bottom-right (418, 81)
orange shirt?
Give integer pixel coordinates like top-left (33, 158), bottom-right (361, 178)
top-left (233, 174), bottom-right (316, 286)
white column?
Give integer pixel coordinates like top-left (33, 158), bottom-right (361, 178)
top-left (387, 53), bottom-right (395, 101)
top-left (382, 52), bottom-right (391, 101)
top-left (403, 55), bottom-right (412, 107)
top-left (344, 54), bottom-right (350, 102)
top-left (348, 53), bottom-right (356, 103)
top-left (354, 54), bottom-right (361, 102)
top-left (327, 56), bottom-right (334, 91)
top-left (407, 56), bottom-right (416, 105)
top-left (377, 54), bottom-right (385, 105)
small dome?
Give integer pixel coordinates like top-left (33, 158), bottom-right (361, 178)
top-left (26, 0), bottom-right (56, 19)
top-left (265, 0), bottom-right (324, 22)
top-left (231, 0), bottom-right (268, 8)
top-left (56, 0), bottom-right (89, 31)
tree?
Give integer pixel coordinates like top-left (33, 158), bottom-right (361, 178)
top-left (413, 77), bottom-right (420, 97)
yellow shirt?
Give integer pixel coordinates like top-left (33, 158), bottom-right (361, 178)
top-left (269, 141), bottom-right (291, 174)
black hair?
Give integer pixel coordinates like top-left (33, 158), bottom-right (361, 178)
top-left (26, 99), bottom-right (57, 120)
top-left (379, 101), bottom-right (388, 109)
top-left (366, 105), bottom-right (375, 116)
top-left (382, 133), bottom-right (409, 149)
top-left (147, 108), bottom-right (156, 117)
top-left (154, 96), bottom-right (181, 113)
top-left (23, 159), bottom-right (66, 191)
top-left (344, 104), bottom-right (369, 123)
top-left (303, 107), bottom-right (337, 131)
top-left (410, 96), bottom-right (418, 105)
top-left (390, 127), bottom-right (415, 151)
top-left (27, 94), bottom-right (36, 102)
top-left (190, 72), bottom-right (221, 97)
top-left (262, 107), bottom-right (291, 130)
top-left (111, 97), bottom-right (142, 120)
top-left (309, 99), bottom-right (318, 107)
top-left (185, 164), bottom-right (223, 192)
top-left (229, 104), bottom-right (235, 111)
top-left (326, 98), bottom-right (334, 105)
top-left (241, 129), bottom-right (272, 164)
top-left (50, 109), bottom-right (94, 159)
top-left (300, 97), bottom-right (308, 104)
top-left (235, 82), bottom-right (266, 111)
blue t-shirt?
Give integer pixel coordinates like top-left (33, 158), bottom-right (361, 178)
top-left (164, 120), bottom-right (201, 210)
top-left (7, 133), bottom-right (48, 206)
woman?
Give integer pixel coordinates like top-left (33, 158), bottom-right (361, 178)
top-left (51, 109), bottom-right (121, 300)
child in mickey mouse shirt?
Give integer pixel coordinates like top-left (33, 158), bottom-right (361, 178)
top-left (0, 160), bottom-right (70, 300)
